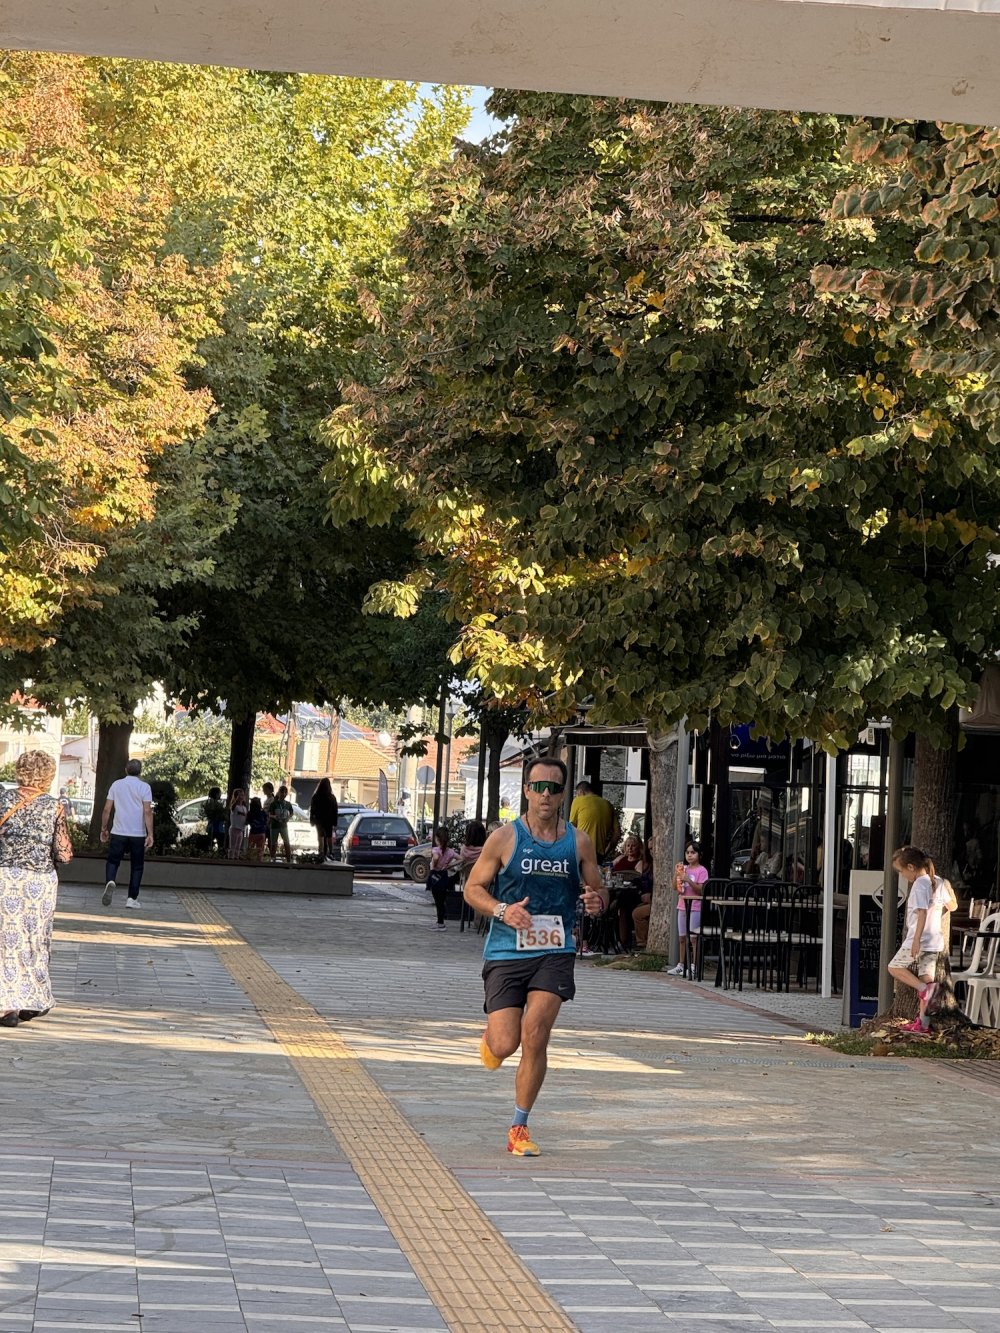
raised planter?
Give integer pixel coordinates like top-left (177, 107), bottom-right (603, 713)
top-left (59, 852), bottom-right (353, 896)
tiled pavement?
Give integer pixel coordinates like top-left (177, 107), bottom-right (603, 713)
top-left (0, 879), bottom-right (998, 1332)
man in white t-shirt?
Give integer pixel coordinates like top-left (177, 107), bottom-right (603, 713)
top-left (100, 759), bottom-right (154, 910)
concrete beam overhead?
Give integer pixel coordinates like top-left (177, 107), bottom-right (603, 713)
top-left (2, 0), bottom-right (1000, 124)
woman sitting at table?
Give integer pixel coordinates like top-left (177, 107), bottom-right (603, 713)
top-left (627, 839), bottom-right (655, 949)
top-left (612, 834), bottom-right (642, 875)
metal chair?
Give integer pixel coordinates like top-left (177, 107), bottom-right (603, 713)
top-left (697, 879), bottom-right (743, 988)
top-left (783, 884), bottom-right (823, 992)
top-left (732, 882), bottom-right (788, 992)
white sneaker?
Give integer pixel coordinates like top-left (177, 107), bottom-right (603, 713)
top-left (101, 881), bottom-right (115, 907)
top-left (667, 964), bottom-right (684, 976)
top-left (125, 898), bottom-right (141, 910)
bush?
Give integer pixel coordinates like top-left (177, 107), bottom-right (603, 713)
top-left (149, 780), bottom-right (179, 854)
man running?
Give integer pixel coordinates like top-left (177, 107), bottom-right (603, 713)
top-left (463, 756), bottom-right (606, 1157)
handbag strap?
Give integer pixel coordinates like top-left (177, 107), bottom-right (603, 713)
top-left (0, 792), bottom-right (43, 833)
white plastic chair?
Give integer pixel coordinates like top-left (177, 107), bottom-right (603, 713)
top-left (953, 910), bottom-right (1000, 1026)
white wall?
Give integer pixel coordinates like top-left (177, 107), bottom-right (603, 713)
top-left (5, 1), bottom-right (1000, 124)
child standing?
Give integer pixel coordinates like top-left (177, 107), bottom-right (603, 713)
top-left (228, 789), bottom-right (248, 859)
top-left (887, 844), bottom-right (951, 1032)
top-left (205, 787), bottom-right (227, 855)
top-left (246, 797), bottom-right (268, 862)
top-left (667, 841), bottom-right (708, 976)
top-left (427, 826), bottom-right (461, 930)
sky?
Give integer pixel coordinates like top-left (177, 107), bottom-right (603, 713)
top-left (464, 86), bottom-right (503, 142)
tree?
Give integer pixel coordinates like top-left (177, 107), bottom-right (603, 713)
top-left (144, 714), bottom-right (284, 799)
top-left (0, 53), bottom-right (206, 664)
top-left (327, 94), bottom-right (1000, 957)
top-left (159, 77), bottom-right (469, 790)
top-left (0, 55), bottom-right (250, 820)
top-left (332, 94), bottom-right (999, 744)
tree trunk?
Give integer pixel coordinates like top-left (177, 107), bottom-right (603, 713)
top-left (646, 728), bottom-right (679, 957)
top-left (88, 718), bottom-right (134, 845)
top-left (883, 709), bottom-right (963, 1025)
top-left (227, 711), bottom-right (256, 801)
top-left (483, 715), bottom-right (511, 823)
top-left (911, 711), bottom-right (959, 870)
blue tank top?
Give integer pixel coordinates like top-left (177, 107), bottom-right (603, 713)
top-left (483, 817), bottom-right (581, 961)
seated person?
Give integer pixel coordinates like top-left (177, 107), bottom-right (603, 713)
top-left (629, 839), bottom-right (655, 949)
top-left (612, 834), bottom-right (642, 875)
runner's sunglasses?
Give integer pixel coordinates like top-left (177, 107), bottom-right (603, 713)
top-left (527, 779), bottom-right (565, 795)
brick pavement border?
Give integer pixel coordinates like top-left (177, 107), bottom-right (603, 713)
top-left (176, 891), bottom-right (576, 1333)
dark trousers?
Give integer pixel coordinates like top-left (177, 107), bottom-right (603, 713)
top-left (431, 883), bottom-right (448, 925)
top-left (105, 835), bottom-right (146, 898)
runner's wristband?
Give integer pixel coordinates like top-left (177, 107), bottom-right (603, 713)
top-left (494, 902), bottom-right (507, 923)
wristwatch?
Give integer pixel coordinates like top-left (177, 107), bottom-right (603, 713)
top-left (493, 902), bottom-right (508, 923)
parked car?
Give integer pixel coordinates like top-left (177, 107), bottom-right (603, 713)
top-left (67, 797), bottom-right (94, 824)
top-left (331, 803), bottom-right (375, 857)
top-left (403, 840), bottom-right (433, 883)
top-left (341, 811), bottom-right (418, 874)
top-left (175, 796), bottom-right (211, 831)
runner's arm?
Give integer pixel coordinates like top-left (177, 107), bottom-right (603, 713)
top-left (576, 829), bottom-right (607, 915)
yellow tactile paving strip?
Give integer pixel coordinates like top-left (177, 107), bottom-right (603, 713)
top-left (177, 892), bottom-right (576, 1333)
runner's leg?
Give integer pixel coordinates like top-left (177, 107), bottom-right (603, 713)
top-left (485, 1006), bottom-right (523, 1062)
top-left (514, 990), bottom-right (562, 1113)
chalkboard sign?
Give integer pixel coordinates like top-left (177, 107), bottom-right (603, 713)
top-left (858, 898), bottom-right (883, 1003)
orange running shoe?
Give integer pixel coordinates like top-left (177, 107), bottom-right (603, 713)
top-left (507, 1124), bottom-right (541, 1157)
top-left (479, 1032), bottom-right (503, 1070)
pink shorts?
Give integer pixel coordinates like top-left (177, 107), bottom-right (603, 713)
top-left (677, 901), bottom-right (701, 937)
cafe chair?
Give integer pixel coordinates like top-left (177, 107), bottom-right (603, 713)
top-left (695, 879), bottom-right (736, 985)
top-left (732, 882), bottom-right (787, 992)
top-left (953, 910), bottom-right (1000, 1025)
top-left (783, 884), bottom-right (824, 992)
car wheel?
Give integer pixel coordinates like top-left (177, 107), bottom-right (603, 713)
top-left (408, 856), bottom-right (430, 883)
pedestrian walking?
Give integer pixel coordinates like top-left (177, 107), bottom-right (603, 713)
top-left (464, 757), bottom-right (606, 1156)
top-left (246, 797), bottom-right (268, 862)
top-left (205, 786), bottom-right (227, 855)
top-left (569, 780), bottom-right (620, 862)
top-left (309, 778), bottom-right (339, 861)
top-left (427, 826), bottom-right (461, 929)
top-left (666, 841), bottom-right (708, 975)
top-left (0, 750), bottom-right (73, 1028)
top-left (228, 788), bottom-right (248, 859)
top-left (101, 759), bottom-right (154, 910)
top-left (887, 845), bottom-right (955, 1032)
top-left (268, 784), bottom-right (293, 863)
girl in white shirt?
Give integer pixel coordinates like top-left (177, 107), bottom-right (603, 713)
top-left (887, 845), bottom-right (955, 1032)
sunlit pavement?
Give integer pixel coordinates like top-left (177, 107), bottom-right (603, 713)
top-left (0, 879), bottom-right (997, 1332)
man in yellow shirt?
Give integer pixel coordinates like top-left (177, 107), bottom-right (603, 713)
top-left (570, 782), bottom-right (620, 861)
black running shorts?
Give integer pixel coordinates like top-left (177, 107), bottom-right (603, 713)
top-left (482, 952), bottom-right (576, 1014)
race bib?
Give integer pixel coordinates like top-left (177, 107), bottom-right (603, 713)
top-left (515, 915), bottom-right (565, 952)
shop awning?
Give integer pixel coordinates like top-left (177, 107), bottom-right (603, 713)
top-left (562, 724), bottom-right (650, 749)
top-left (5, 1), bottom-right (1000, 125)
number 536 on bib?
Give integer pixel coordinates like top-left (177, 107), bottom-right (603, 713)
top-left (515, 915), bottom-right (565, 951)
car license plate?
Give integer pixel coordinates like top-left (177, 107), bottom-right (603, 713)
top-left (371, 839), bottom-right (395, 847)
top-left (515, 915), bottom-right (565, 951)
